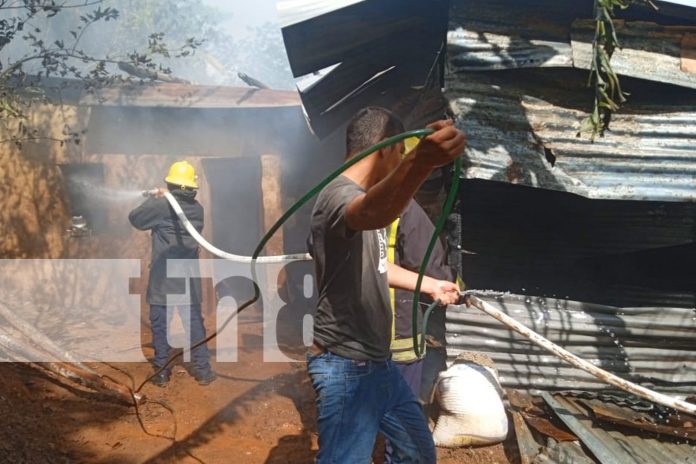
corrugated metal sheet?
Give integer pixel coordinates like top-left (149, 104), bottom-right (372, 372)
top-left (448, 0), bottom-right (696, 85)
top-left (449, 0), bottom-right (591, 39)
top-left (447, 0), bottom-right (585, 72)
top-left (445, 291), bottom-right (696, 393)
top-left (447, 29), bottom-right (573, 71)
top-left (446, 77), bottom-right (696, 201)
top-left (523, 96), bottom-right (696, 201)
top-left (542, 392), bottom-right (696, 464)
top-left (572, 20), bottom-right (696, 90)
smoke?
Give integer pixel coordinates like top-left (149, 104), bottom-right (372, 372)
top-left (1, 0), bottom-right (294, 88)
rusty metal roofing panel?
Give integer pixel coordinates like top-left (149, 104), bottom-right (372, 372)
top-left (571, 20), bottom-right (696, 90)
top-left (541, 392), bottom-right (696, 464)
top-left (446, 77), bottom-right (696, 201)
top-left (445, 291), bottom-right (696, 393)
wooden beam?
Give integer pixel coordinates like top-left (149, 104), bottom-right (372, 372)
top-left (260, 154), bottom-right (287, 292)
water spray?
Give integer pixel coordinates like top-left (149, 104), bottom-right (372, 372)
top-left (68, 176), bottom-right (145, 202)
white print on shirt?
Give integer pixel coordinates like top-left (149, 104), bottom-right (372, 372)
top-left (377, 228), bottom-right (388, 274)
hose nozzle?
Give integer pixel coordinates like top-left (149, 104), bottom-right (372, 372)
top-left (142, 188), bottom-right (159, 197)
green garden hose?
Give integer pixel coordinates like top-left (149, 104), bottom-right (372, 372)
top-left (413, 157), bottom-right (462, 358)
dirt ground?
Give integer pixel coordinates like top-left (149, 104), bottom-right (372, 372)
top-left (0, 307), bottom-right (517, 464)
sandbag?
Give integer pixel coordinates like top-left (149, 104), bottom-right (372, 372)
top-left (432, 354), bottom-right (508, 447)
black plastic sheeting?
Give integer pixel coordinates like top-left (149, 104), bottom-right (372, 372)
top-left (449, 179), bottom-right (696, 308)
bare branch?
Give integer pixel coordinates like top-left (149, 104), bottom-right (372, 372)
top-left (0, 0), bottom-right (105, 10)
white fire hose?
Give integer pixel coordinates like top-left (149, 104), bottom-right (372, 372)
top-left (155, 190), bottom-right (312, 264)
top-left (463, 293), bottom-right (696, 416)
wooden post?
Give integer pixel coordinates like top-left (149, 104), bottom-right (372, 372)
top-left (260, 154), bottom-right (286, 293)
top-left (260, 154), bottom-right (284, 256)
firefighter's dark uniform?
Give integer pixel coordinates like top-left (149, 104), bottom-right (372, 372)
top-left (129, 188), bottom-right (213, 380)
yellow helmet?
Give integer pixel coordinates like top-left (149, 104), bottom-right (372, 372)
top-left (164, 160), bottom-right (198, 189)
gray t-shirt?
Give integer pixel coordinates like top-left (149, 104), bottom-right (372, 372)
top-left (310, 175), bottom-right (392, 361)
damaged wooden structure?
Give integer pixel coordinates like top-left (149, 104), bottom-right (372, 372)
top-left (1, 77), bottom-right (337, 296)
top-left (0, 78), bottom-right (339, 393)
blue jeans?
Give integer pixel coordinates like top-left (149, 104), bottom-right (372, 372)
top-left (420, 348), bottom-right (446, 404)
top-left (307, 351), bottom-right (435, 464)
top-left (149, 304), bottom-right (211, 375)
top-left (386, 360), bottom-right (425, 463)
top-left (396, 360), bottom-right (424, 398)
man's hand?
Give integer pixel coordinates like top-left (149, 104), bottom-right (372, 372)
top-left (412, 119), bottom-right (466, 169)
top-left (422, 277), bottom-right (460, 306)
top-left (388, 263), bottom-right (459, 306)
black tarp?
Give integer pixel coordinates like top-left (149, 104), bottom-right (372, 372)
top-left (451, 179), bottom-right (696, 308)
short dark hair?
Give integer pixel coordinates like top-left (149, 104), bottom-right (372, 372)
top-left (345, 107), bottom-right (405, 158)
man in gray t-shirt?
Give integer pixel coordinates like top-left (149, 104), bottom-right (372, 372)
top-left (308, 107), bottom-right (465, 463)
top-left (311, 175), bottom-right (392, 361)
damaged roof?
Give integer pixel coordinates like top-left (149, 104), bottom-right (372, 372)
top-left (571, 20), bottom-right (696, 89)
top-left (448, 0), bottom-right (696, 89)
top-left (446, 72), bottom-right (696, 202)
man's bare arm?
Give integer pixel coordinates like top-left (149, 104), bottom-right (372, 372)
top-left (346, 120), bottom-right (466, 231)
top-left (387, 262), bottom-right (460, 305)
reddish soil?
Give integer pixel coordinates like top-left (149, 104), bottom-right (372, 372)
top-left (0, 308), bottom-right (516, 464)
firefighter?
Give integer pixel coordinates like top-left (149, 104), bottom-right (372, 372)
top-left (129, 160), bottom-right (216, 387)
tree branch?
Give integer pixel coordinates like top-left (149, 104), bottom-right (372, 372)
top-left (0, 0), bottom-right (105, 10)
